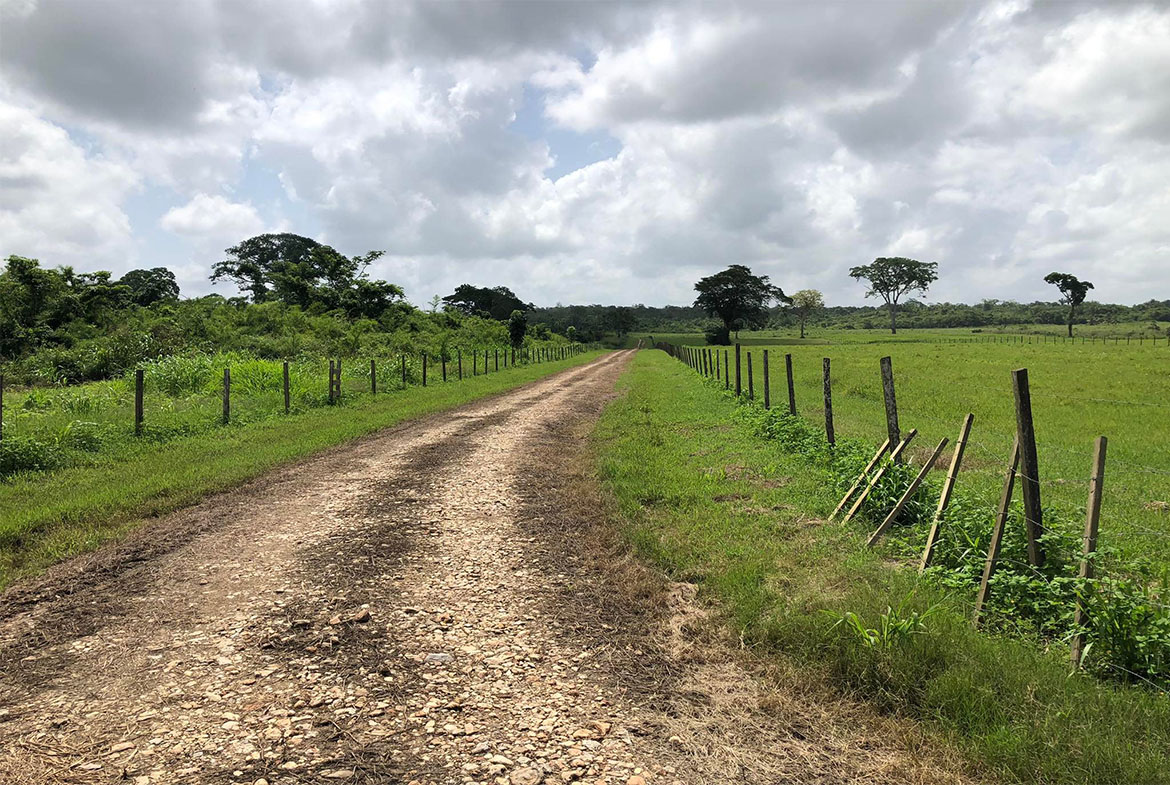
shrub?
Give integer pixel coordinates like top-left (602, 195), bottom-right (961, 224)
top-left (0, 437), bottom-right (62, 478)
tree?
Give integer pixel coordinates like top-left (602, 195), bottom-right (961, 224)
top-left (693, 264), bottom-right (789, 342)
top-left (119, 267), bottom-right (179, 306)
top-left (1044, 272), bottom-right (1094, 337)
top-left (565, 326), bottom-right (576, 343)
top-left (442, 284), bottom-right (531, 321)
top-left (508, 309), bottom-right (528, 348)
top-left (428, 294), bottom-right (441, 313)
top-left (848, 257), bottom-right (938, 334)
top-left (789, 289), bottom-right (824, 339)
top-left (210, 233), bottom-right (399, 319)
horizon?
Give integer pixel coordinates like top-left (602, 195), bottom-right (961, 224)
top-left (2, 1), bottom-right (1168, 308)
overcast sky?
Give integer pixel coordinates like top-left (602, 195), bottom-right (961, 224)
top-left (1, 0), bottom-right (1168, 308)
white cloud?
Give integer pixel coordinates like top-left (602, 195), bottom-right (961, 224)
top-left (160, 193), bottom-right (264, 239)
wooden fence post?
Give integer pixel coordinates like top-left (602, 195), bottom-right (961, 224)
top-left (485, 349), bottom-right (490, 373)
top-left (866, 437), bottom-right (949, 547)
top-left (495, 349), bottom-right (499, 371)
top-left (442, 353), bottom-right (447, 383)
top-left (735, 344), bottom-right (742, 396)
top-left (458, 349), bottom-right (463, 380)
top-left (830, 439), bottom-right (891, 520)
top-left (1011, 368), bottom-right (1045, 566)
top-left (785, 354), bottom-right (796, 415)
top-left (422, 353), bottom-right (427, 386)
top-left (919, 413), bottom-right (975, 572)
top-left (329, 359), bottom-right (336, 404)
top-left (842, 430), bottom-right (918, 523)
top-left (371, 359), bottom-right (377, 394)
top-left (974, 438), bottom-right (1021, 627)
top-left (880, 356), bottom-right (900, 460)
top-left (763, 350), bottom-right (770, 409)
top-left (1071, 436), bottom-right (1107, 667)
top-left (822, 357), bottom-right (834, 446)
top-left (715, 350), bottom-right (721, 381)
top-left (134, 369), bottom-right (144, 436)
top-left (747, 352), bottom-right (754, 399)
top-left (283, 362), bottom-right (290, 413)
top-left (222, 367), bottom-right (231, 424)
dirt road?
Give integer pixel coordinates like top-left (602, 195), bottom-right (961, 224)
top-left (0, 351), bottom-right (967, 785)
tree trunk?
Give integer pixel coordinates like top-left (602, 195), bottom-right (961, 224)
top-left (889, 302), bottom-right (898, 334)
top-left (1067, 305), bottom-right (1074, 338)
top-left (800, 320), bottom-right (805, 339)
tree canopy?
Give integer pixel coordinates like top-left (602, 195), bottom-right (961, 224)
top-left (849, 257), bottom-right (938, 334)
top-left (442, 284), bottom-right (532, 321)
top-left (210, 233), bottom-right (400, 320)
top-left (789, 289), bottom-right (824, 339)
top-left (120, 267), bottom-right (179, 306)
top-left (693, 264), bottom-right (789, 343)
top-left (508, 309), bottom-right (528, 348)
top-left (1044, 272), bottom-right (1094, 337)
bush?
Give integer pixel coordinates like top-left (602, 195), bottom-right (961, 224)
top-left (0, 437), bottom-right (62, 478)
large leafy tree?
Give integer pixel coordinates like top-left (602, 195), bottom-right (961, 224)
top-left (1044, 272), bottom-right (1094, 337)
top-left (789, 289), bottom-right (824, 339)
top-left (442, 284), bottom-right (531, 321)
top-left (508, 309), bottom-right (528, 348)
top-left (119, 267), bottom-right (179, 306)
top-left (693, 264), bottom-right (789, 343)
top-left (849, 257), bottom-right (938, 334)
top-left (210, 233), bottom-right (399, 319)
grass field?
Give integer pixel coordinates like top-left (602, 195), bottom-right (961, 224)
top-left (0, 348), bottom-right (600, 589)
top-left (631, 331), bottom-right (1170, 572)
top-left (596, 349), bottom-right (1170, 784)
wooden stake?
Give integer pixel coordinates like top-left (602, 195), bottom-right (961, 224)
top-left (1071, 436), bottom-right (1108, 667)
top-left (442, 354), bottom-right (447, 383)
top-left (830, 438), bottom-right (891, 520)
top-left (822, 357), bottom-right (834, 446)
top-left (880, 356), bottom-right (900, 460)
top-left (1011, 368), bottom-right (1045, 566)
top-left (763, 350), bottom-right (770, 409)
top-left (866, 436), bottom-right (949, 547)
top-left (134, 369), bottom-right (144, 436)
top-left (919, 413), bottom-right (975, 572)
top-left (785, 353), bottom-right (796, 415)
top-left (328, 360), bottom-right (336, 404)
top-left (222, 367), bottom-right (231, 424)
top-left (974, 438), bottom-right (1021, 627)
top-left (371, 359), bottom-right (377, 394)
top-left (842, 430), bottom-right (918, 524)
top-left (459, 349), bottom-right (463, 380)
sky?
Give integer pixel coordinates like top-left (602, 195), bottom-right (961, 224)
top-left (1, 0), bottom-right (1168, 309)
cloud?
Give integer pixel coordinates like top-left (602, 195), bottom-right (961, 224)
top-left (1, 0), bottom-right (1168, 307)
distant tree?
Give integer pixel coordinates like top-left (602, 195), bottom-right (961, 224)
top-left (443, 284), bottom-right (531, 320)
top-left (1044, 272), bottom-right (1094, 337)
top-left (611, 306), bottom-right (637, 337)
top-left (119, 267), bottom-right (179, 306)
top-left (693, 264), bottom-right (790, 342)
top-left (565, 325), bottom-right (577, 343)
top-left (789, 289), bottom-right (824, 339)
top-left (428, 294), bottom-right (441, 313)
top-left (210, 233), bottom-right (398, 319)
top-left (508, 309), bottom-right (528, 348)
top-left (848, 257), bottom-right (938, 334)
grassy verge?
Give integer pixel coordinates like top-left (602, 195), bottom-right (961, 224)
top-left (0, 350), bottom-right (604, 589)
top-left (595, 349), bottom-right (1170, 785)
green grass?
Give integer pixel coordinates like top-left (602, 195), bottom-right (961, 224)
top-left (595, 350), bottom-right (1170, 784)
top-left (0, 349), bottom-right (602, 589)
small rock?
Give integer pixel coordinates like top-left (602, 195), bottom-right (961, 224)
top-left (351, 608), bottom-right (371, 623)
top-left (323, 771), bottom-right (354, 779)
top-left (511, 768), bottom-right (541, 785)
top-left (110, 741), bottom-right (135, 753)
top-left (627, 777), bottom-right (646, 785)
top-left (424, 652), bottom-right (453, 664)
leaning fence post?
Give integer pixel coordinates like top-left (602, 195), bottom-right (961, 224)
top-left (880, 356), bottom-right (900, 460)
top-left (1012, 368), bottom-right (1045, 566)
top-left (1071, 436), bottom-right (1108, 668)
top-left (866, 437), bottom-right (949, 547)
top-left (762, 350), bottom-right (770, 409)
top-left (920, 413), bottom-right (975, 572)
top-left (785, 354), bottom-right (796, 415)
top-left (283, 361), bottom-right (291, 413)
top-left (134, 369), bottom-right (144, 436)
top-left (222, 367), bottom-right (231, 424)
top-left (822, 357), bottom-right (834, 446)
top-left (974, 438), bottom-right (1021, 627)
top-left (371, 359), bottom-right (377, 394)
top-left (842, 430), bottom-right (918, 524)
top-left (830, 439), bottom-right (891, 520)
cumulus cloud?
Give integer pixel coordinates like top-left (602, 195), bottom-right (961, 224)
top-left (0, 0), bottom-right (1167, 306)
